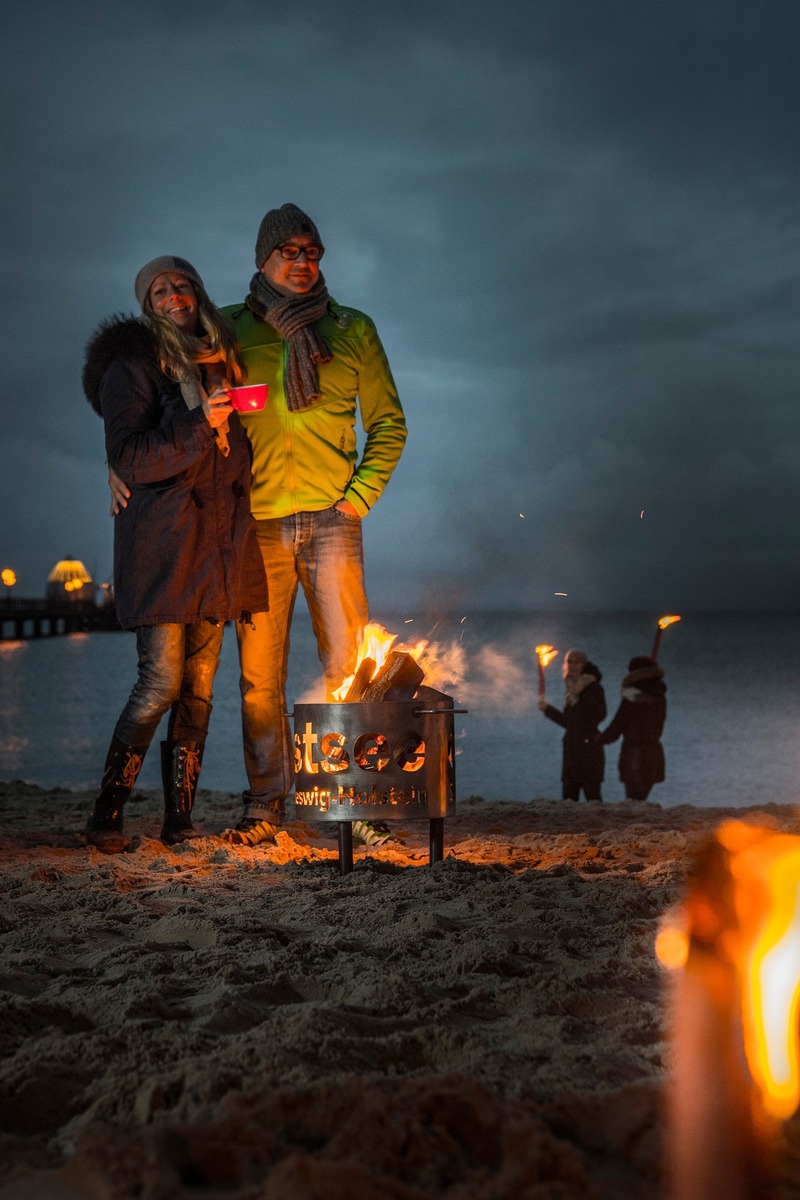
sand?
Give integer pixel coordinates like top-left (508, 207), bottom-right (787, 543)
top-left (1, 781), bottom-right (800, 1200)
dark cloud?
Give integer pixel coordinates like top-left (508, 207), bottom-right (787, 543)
top-left (2, 0), bottom-right (799, 609)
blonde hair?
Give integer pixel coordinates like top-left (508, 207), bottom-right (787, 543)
top-left (142, 279), bottom-right (244, 385)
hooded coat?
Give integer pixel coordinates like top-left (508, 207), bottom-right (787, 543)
top-left (600, 664), bottom-right (667, 789)
top-left (541, 663), bottom-right (607, 785)
top-left (83, 316), bottom-right (267, 629)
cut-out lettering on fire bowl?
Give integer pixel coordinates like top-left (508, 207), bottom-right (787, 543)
top-left (292, 696), bottom-right (456, 821)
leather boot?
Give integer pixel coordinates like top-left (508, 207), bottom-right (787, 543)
top-left (160, 740), bottom-right (204, 845)
top-left (86, 738), bottom-right (145, 853)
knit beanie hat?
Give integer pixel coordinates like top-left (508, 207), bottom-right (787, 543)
top-left (134, 256), bottom-right (205, 310)
top-left (255, 203), bottom-right (323, 268)
top-left (628, 656), bottom-right (655, 672)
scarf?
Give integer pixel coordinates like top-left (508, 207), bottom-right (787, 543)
top-left (177, 337), bottom-right (237, 457)
top-left (563, 672), bottom-right (597, 708)
top-left (247, 271), bottom-right (333, 412)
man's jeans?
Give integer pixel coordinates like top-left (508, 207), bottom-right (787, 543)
top-left (113, 622), bottom-right (224, 749)
top-left (236, 508), bottom-right (368, 823)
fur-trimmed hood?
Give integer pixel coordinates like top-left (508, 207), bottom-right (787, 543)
top-left (82, 314), bottom-right (159, 415)
top-left (621, 664), bottom-right (666, 703)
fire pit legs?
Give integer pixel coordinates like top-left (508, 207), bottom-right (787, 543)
top-left (337, 822), bottom-right (354, 876)
top-left (429, 818), bottom-right (444, 864)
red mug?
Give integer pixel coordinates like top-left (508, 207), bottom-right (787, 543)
top-left (225, 383), bottom-right (268, 412)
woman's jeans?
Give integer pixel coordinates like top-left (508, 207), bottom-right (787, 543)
top-left (113, 621), bottom-right (225, 749)
top-left (236, 509), bottom-right (368, 823)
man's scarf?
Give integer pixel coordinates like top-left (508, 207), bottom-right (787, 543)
top-left (177, 337), bottom-right (238, 457)
top-left (247, 271), bottom-right (333, 412)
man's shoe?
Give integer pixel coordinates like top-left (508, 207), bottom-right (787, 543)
top-left (225, 818), bottom-right (280, 847)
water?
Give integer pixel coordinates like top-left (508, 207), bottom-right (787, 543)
top-left (1, 610), bottom-right (798, 809)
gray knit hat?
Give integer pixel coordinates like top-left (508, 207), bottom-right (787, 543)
top-left (134, 255), bottom-right (205, 309)
top-left (255, 203), bottom-right (323, 268)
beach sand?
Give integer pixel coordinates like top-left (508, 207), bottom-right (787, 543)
top-left (2, 782), bottom-right (800, 1200)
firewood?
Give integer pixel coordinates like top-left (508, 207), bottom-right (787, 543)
top-left (360, 651), bottom-right (425, 702)
top-left (343, 657), bottom-right (376, 702)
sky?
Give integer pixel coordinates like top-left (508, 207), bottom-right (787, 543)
top-left (1, 0), bottom-right (799, 612)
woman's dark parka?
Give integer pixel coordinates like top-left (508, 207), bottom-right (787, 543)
top-left (541, 663), bottom-right (607, 785)
top-left (83, 316), bottom-right (267, 629)
top-left (600, 664), bottom-right (667, 790)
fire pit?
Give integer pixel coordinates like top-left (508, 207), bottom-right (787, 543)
top-left (292, 684), bottom-right (463, 874)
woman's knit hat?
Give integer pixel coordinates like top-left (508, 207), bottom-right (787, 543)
top-left (628, 656), bottom-right (656, 672)
top-left (255, 203), bottom-right (324, 268)
top-left (134, 256), bottom-right (205, 310)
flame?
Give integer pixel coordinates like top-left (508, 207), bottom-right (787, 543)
top-left (660, 820), bottom-right (800, 1121)
top-left (332, 622), bottom-right (430, 701)
top-left (657, 614), bottom-right (681, 631)
top-left (1, 569), bottom-right (16, 587)
top-left (535, 644), bottom-right (559, 668)
top-left (725, 823), bottom-right (800, 1120)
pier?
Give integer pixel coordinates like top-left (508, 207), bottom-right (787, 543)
top-left (0, 597), bottom-right (121, 640)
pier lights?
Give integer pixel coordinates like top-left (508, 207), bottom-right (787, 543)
top-left (1, 568), bottom-right (15, 608)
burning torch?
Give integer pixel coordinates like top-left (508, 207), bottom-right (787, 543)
top-left (535, 644), bottom-right (558, 698)
top-left (651, 614), bottom-right (681, 661)
top-left (657, 820), bottom-right (800, 1199)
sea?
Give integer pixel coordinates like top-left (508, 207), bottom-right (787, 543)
top-left (1, 609), bottom-right (798, 810)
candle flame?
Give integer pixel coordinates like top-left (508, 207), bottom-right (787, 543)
top-left (660, 820), bottom-right (800, 1121)
top-left (535, 644), bottom-right (559, 669)
top-left (657, 614), bottom-right (681, 631)
top-left (727, 823), bottom-right (800, 1120)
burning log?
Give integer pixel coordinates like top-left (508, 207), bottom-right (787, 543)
top-left (343, 657), bottom-right (377, 702)
top-left (360, 650), bottom-right (425, 703)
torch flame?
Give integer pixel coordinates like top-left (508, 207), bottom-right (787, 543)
top-left (657, 614), bottom-right (681, 631)
top-left (535, 644), bottom-right (559, 668)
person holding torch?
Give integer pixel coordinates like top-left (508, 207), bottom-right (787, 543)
top-left (538, 648), bottom-right (607, 803)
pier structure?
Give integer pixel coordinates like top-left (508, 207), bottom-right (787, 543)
top-left (0, 597), bottom-right (121, 641)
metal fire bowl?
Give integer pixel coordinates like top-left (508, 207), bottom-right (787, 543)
top-left (292, 695), bottom-right (457, 822)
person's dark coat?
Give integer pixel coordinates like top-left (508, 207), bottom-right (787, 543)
top-left (83, 316), bottom-right (268, 629)
top-left (601, 664), bottom-right (667, 790)
top-left (541, 663), bottom-right (607, 785)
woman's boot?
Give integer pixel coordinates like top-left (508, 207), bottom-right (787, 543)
top-left (86, 738), bottom-right (145, 853)
top-left (160, 740), bottom-right (204, 845)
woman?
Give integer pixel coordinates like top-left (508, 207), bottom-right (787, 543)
top-left (82, 255), bottom-right (268, 852)
top-left (600, 656), bottom-right (667, 802)
top-left (538, 648), bottom-right (607, 802)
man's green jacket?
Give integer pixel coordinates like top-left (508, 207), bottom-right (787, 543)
top-left (223, 300), bottom-right (407, 520)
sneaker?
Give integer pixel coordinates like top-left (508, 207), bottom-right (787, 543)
top-left (351, 820), bottom-right (398, 847)
top-left (224, 818), bottom-right (280, 846)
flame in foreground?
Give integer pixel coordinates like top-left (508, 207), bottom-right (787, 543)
top-left (535, 644), bottom-right (559, 668)
top-left (657, 614), bottom-right (681, 631)
top-left (658, 820), bottom-right (800, 1121)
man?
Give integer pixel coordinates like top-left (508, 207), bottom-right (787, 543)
top-left (223, 204), bottom-right (407, 844)
top-left (110, 205), bottom-right (407, 847)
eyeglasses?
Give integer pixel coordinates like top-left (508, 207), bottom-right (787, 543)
top-left (275, 243), bottom-right (324, 262)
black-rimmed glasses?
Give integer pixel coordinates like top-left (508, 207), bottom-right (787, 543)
top-left (275, 243), bottom-right (324, 261)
